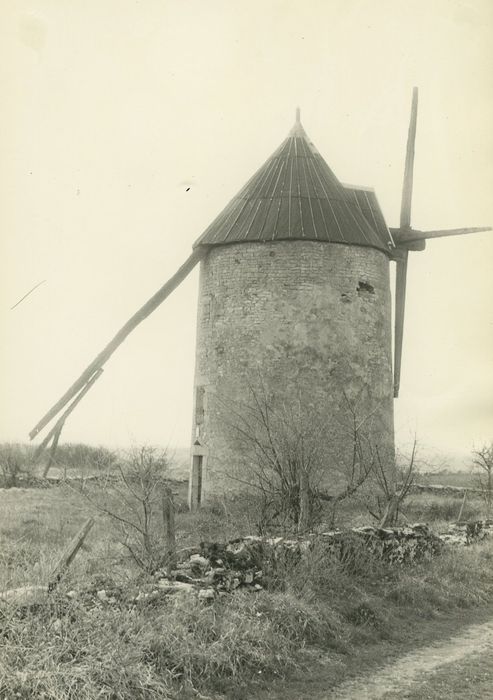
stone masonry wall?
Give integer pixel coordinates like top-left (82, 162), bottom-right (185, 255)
top-left (190, 240), bottom-right (394, 504)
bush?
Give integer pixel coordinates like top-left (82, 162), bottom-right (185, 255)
top-left (78, 446), bottom-right (171, 572)
top-left (0, 443), bottom-right (34, 487)
top-left (53, 443), bottom-right (117, 473)
top-left (177, 494), bottom-right (262, 547)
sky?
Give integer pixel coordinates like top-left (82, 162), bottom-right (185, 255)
top-left (1, 0), bottom-right (492, 467)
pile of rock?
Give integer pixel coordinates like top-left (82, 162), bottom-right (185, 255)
top-left (308, 524), bottom-right (443, 565)
top-left (94, 519), bottom-right (489, 605)
top-left (146, 524), bottom-right (443, 600)
top-left (4, 523), bottom-right (488, 613)
top-left (438, 519), bottom-right (493, 546)
top-left (154, 546), bottom-right (265, 599)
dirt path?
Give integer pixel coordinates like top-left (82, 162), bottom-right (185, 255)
top-left (326, 617), bottom-right (493, 699)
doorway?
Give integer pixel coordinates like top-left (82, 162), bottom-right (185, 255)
top-left (189, 454), bottom-right (203, 509)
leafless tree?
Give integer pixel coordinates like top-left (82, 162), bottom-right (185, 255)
top-left (367, 440), bottom-right (417, 526)
top-left (221, 382), bottom-right (382, 533)
top-left (472, 443), bottom-right (493, 516)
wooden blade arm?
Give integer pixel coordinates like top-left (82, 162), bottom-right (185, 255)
top-left (29, 248), bottom-right (206, 440)
top-left (391, 226), bottom-right (491, 244)
top-left (394, 251), bottom-right (408, 398)
top-left (400, 87), bottom-right (418, 229)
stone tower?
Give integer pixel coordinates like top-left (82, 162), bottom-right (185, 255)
top-left (188, 113), bottom-right (395, 507)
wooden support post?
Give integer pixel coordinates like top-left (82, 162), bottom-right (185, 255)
top-left (189, 454), bottom-right (204, 510)
top-left (30, 248), bottom-right (206, 441)
top-left (50, 517), bottom-right (95, 585)
top-left (162, 487), bottom-right (176, 570)
top-left (393, 250), bottom-right (408, 398)
top-left (41, 423), bottom-right (63, 478)
top-left (457, 490), bottom-right (467, 522)
top-left (33, 368), bottom-right (104, 464)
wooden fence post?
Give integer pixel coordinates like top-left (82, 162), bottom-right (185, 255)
top-left (50, 517), bottom-right (95, 586)
top-left (162, 487), bottom-right (176, 570)
top-left (457, 490), bottom-right (467, 522)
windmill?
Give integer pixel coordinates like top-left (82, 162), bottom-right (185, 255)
top-left (29, 90), bottom-right (491, 499)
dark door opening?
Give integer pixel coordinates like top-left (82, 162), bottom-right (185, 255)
top-left (190, 455), bottom-right (203, 508)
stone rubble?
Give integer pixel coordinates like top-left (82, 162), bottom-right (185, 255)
top-left (438, 519), bottom-right (493, 546)
top-left (2, 521), bottom-right (491, 611)
top-left (142, 521), bottom-right (492, 601)
top-left (93, 524), bottom-right (447, 604)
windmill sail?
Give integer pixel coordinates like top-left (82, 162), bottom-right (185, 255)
top-left (392, 226), bottom-right (491, 243)
top-left (393, 87), bottom-right (418, 398)
top-left (391, 89), bottom-right (490, 398)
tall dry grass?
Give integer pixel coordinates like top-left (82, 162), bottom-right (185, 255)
top-left (1, 483), bottom-right (493, 699)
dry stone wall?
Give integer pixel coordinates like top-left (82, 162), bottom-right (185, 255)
top-left (5, 522), bottom-right (491, 611)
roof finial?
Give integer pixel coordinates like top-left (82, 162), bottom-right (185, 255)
top-left (289, 107), bottom-right (305, 137)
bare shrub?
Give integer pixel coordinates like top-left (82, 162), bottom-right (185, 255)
top-left (366, 440), bottom-right (418, 526)
top-left (0, 443), bottom-right (34, 487)
top-left (221, 382), bottom-right (384, 533)
top-left (472, 443), bottom-right (493, 516)
top-left (78, 446), bottom-right (172, 572)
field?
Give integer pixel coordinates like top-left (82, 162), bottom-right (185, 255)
top-left (0, 449), bottom-right (492, 698)
top-left (418, 471), bottom-right (477, 489)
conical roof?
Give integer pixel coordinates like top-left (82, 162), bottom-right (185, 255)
top-left (194, 113), bottom-right (393, 255)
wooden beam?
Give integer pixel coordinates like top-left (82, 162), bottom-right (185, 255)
top-left (29, 248), bottom-right (206, 440)
top-left (0, 519), bottom-right (95, 599)
top-left (41, 423), bottom-right (63, 478)
top-left (392, 226), bottom-right (491, 244)
top-left (162, 487), bottom-right (176, 570)
top-left (389, 237), bottom-right (426, 255)
top-left (50, 517), bottom-right (95, 585)
top-left (400, 87), bottom-right (418, 229)
top-left (393, 251), bottom-right (408, 398)
top-left (33, 368), bottom-right (104, 461)
top-left (457, 490), bottom-right (467, 522)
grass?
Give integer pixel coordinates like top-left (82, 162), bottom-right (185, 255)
top-left (0, 486), bottom-right (124, 591)
top-left (311, 489), bottom-right (486, 533)
top-left (404, 493), bottom-right (483, 526)
top-left (0, 481), bottom-right (492, 699)
top-left (0, 591), bottom-right (304, 698)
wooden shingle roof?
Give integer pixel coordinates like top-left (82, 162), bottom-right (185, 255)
top-left (195, 114), bottom-right (393, 255)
